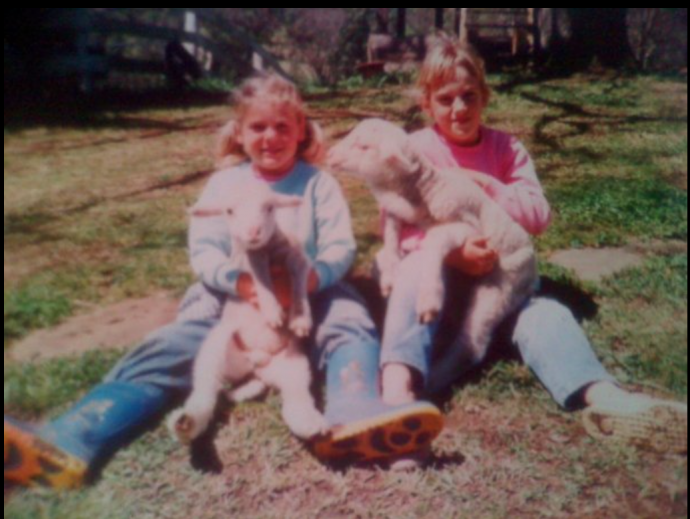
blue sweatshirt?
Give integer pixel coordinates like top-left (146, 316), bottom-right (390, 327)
top-left (188, 161), bottom-right (356, 296)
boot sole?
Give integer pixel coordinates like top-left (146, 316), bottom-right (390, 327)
top-left (4, 419), bottom-right (87, 489)
top-left (313, 403), bottom-right (444, 464)
top-left (582, 402), bottom-right (688, 454)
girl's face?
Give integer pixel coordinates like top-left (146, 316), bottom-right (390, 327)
top-left (238, 100), bottom-right (306, 177)
top-left (425, 67), bottom-right (487, 146)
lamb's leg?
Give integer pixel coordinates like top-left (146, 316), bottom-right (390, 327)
top-left (168, 321), bottom-right (234, 444)
top-left (285, 248), bottom-right (313, 339)
top-left (256, 346), bottom-right (328, 440)
top-left (235, 306), bottom-right (289, 367)
top-left (427, 275), bottom-right (526, 394)
top-left (247, 252), bottom-right (284, 329)
top-left (378, 215), bottom-right (403, 298)
top-left (417, 222), bottom-right (476, 324)
top-left (227, 379), bottom-right (269, 404)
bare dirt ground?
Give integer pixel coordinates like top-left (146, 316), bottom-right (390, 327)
top-left (6, 292), bottom-right (179, 363)
top-left (11, 242), bottom-right (682, 364)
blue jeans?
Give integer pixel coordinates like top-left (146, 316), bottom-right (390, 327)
top-left (381, 252), bottom-right (616, 410)
top-left (38, 282), bottom-right (382, 465)
top-left (105, 281), bottom-right (379, 403)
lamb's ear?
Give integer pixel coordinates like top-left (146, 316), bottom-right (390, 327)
top-left (270, 194), bottom-right (303, 209)
top-left (189, 206), bottom-right (225, 217)
top-left (384, 137), bottom-right (418, 174)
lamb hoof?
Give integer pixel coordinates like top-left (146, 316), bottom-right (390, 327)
top-left (289, 316), bottom-right (313, 338)
top-left (266, 314), bottom-right (285, 330)
top-left (284, 405), bottom-right (329, 440)
top-left (419, 311), bottom-right (440, 324)
top-left (417, 287), bottom-right (444, 324)
top-left (228, 379), bottom-right (269, 403)
top-left (261, 302), bottom-right (285, 330)
top-left (168, 409), bottom-right (199, 445)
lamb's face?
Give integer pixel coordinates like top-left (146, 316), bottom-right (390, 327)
top-left (191, 183), bottom-right (302, 251)
top-left (327, 119), bottom-right (418, 190)
top-left (226, 196), bottom-right (281, 250)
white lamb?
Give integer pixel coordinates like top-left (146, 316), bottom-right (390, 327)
top-left (327, 119), bottom-right (538, 392)
top-left (168, 181), bottom-right (328, 444)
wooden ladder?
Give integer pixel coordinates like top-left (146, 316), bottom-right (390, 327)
top-left (459, 8), bottom-right (537, 57)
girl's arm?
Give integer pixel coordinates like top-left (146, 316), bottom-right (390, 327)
top-left (475, 138), bottom-right (552, 236)
top-left (444, 139), bottom-right (549, 275)
top-left (310, 173), bottom-right (357, 290)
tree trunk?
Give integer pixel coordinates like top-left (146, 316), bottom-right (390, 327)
top-left (374, 8), bottom-right (390, 34)
top-left (396, 8), bottom-right (407, 39)
top-left (540, 8), bottom-right (633, 71)
top-left (435, 8), bottom-right (444, 31)
top-left (454, 8), bottom-right (462, 37)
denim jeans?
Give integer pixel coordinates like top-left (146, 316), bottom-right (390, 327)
top-left (381, 252), bottom-right (616, 410)
top-left (105, 281), bottom-right (380, 402)
top-left (38, 282), bottom-right (382, 464)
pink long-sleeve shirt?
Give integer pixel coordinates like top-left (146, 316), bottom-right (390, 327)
top-left (398, 125), bottom-right (552, 252)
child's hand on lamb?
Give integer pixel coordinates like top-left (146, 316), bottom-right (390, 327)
top-left (445, 237), bottom-right (498, 276)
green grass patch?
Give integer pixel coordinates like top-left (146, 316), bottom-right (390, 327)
top-left (542, 177), bottom-right (687, 249)
top-left (4, 286), bottom-right (73, 345)
top-left (587, 255), bottom-right (688, 397)
top-left (4, 349), bottom-right (124, 419)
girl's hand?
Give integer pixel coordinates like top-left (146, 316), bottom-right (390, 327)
top-left (445, 237), bottom-right (498, 276)
top-left (237, 266), bottom-right (319, 309)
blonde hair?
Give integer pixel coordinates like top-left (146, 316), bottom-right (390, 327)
top-left (417, 35), bottom-right (491, 107)
top-left (215, 72), bottom-right (325, 169)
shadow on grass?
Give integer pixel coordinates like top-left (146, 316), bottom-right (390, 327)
top-left (348, 272), bottom-right (598, 341)
top-left (518, 91), bottom-right (688, 153)
top-left (4, 88), bottom-right (229, 133)
top-left (349, 270), bottom-right (599, 414)
top-left (428, 273), bottom-right (599, 411)
top-left (4, 169), bottom-right (213, 241)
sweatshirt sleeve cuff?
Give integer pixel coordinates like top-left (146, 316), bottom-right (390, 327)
top-left (210, 263), bottom-right (242, 297)
top-left (314, 262), bottom-right (334, 291)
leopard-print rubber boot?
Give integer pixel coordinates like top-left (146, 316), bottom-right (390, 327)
top-left (313, 342), bottom-right (444, 465)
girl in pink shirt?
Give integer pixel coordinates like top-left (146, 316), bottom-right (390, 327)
top-left (380, 36), bottom-right (687, 468)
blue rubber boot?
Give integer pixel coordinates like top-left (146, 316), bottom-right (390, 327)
top-left (5, 382), bottom-right (168, 489)
top-left (314, 343), bottom-right (444, 465)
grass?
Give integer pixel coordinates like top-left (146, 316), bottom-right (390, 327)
top-left (587, 255), bottom-right (688, 396)
top-left (544, 177), bottom-right (687, 249)
top-left (4, 286), bottom-right (73, 345)
top-left (4, 350), bottom-right (124, 420)
top-left (4, 71), bottom-right (688, 518)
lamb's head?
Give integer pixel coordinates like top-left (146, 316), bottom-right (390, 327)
top-left (327, 119), bottom-right (420, 190)
top-left (191, 182), bottom-right (302, 251)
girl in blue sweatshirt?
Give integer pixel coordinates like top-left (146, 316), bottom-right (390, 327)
top-left (4, 73), bottom-right (443, 489)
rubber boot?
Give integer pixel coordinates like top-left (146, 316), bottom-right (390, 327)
top-left (5, 382), bottom-right (168, 490)
top-left (313, 343), bottom-right (444, 465)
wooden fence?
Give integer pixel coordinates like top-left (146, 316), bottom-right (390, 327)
top-left (5, 8), bottom-right (549, 94)
top-left (4, 8), bottom-right (289, 93)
